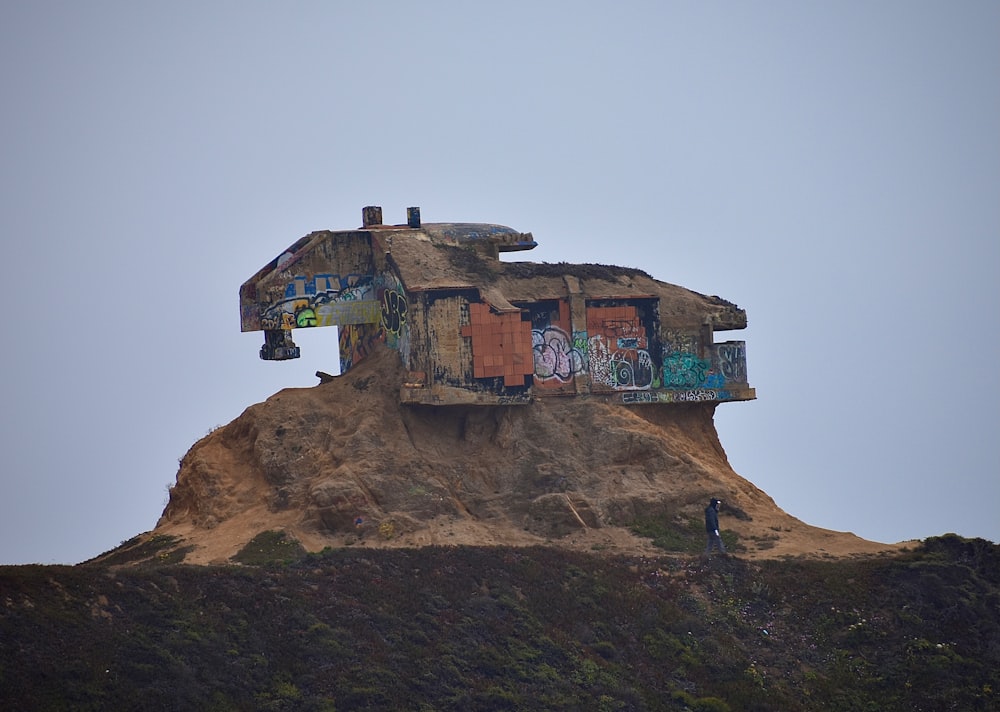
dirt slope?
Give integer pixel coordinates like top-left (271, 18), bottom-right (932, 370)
top-left (150, 343), bottom-right (902, 564)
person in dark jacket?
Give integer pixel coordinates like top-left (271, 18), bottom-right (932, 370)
top-left (704, 498), bottom-right (727, 557)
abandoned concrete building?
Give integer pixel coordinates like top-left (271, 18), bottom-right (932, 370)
top-left (239, 206), bottom-right (755, 407)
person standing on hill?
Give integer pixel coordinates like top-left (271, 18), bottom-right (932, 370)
top-left (704, 498), bottom-right (727, 557)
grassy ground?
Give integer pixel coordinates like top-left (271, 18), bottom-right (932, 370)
top-left (1, 535), bottom-right (997, 711)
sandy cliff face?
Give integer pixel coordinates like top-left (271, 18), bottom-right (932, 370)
top-left (151, 344), bottom-right (897, 564)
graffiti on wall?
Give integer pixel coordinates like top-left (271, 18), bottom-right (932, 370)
top-left (525, 304), bottom-right (582, 389)
top-left (662, 330), bottom-right (696, 354)
top-left (381, 289), bottom-right (407, 337)
top-left (260, 273), bottom-right (380, 331)
top-left (660, 328), bottom-right (726, 389)
top-left (715, 342), bottom-right (746, 383)
top-left (374, 272), bottom-right (410, 367)
top-left (520, 307), bottom-right (750, 397)
top-left (339, 322), bottom-right (381, 374)
top-left (532, 326), bottom-right (585, 382)
top-left (588, 338), bottom-right (655, 390)
top-left (661, 352), bottom-right (716, 388)
top-left (587, 306), bottom-right (653, 390)
top-left (622, 389), bottom-right (732, 404)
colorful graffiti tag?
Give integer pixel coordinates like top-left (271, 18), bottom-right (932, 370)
top-left (715, 342), bottom-right (747, 383)
top-left (260, 273), bottom-right (380, 331)
top-left (377, 272), bottom-right (410, 365)
top-left (661, 352), bottom-right (715, 388)
top-left (381, 288), bottom-right (407, 342)
top-left (339, 322), bottom-right (381, 374)
top-left (622, 389), bottom-right (732, 404)
top-left (659, 330), bottom-right (743, 390)
top-left (462, 298), bottom-right (749, 402)
top-left (588, 337), bottom-right (655, 389)
top-left (587, 306), bottom-right (653, 391)
top-left (532, 326), bottom-right (585, 382)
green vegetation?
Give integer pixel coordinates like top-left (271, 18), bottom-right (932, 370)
top-left (232, 530), bottom-right (307, 566)
top-left (83, 533), bottom-right (193, 567)
top-left (630, 516), bottom-right (742, 554)
top-left (1, 535), bottom-right (997, 710)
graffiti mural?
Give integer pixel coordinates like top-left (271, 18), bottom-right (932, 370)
top-left (532, 326), bottom-right (585, 382)
top-left (660, 328), bottom-right (729, 389)
top-left (588, 337), bottom-right (655, 390)
top-left (381, 288), bottom-right (407, 340)
top-left (524, 302), bottom-right (581, 390)
top-left (260, 273), bottom-right (379, 331)
top-left (376, 272), bottom-right (410, 365)
top-left (339, 322), bottom-right (381, 374)
top-left (661, 352), bottom-right (715, 388)
top-left (587, 305), bottom-right (653, 391)
top-left (622, 389), bottom-right (732, 404)
top-left (715, 342), bottom-right (747, 383)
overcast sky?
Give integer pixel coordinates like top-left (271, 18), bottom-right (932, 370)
top-left (2, 2), bottom-right (997, 564)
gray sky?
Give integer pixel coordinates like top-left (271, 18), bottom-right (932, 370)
top-left (2, 2), bottom-right (997, 564)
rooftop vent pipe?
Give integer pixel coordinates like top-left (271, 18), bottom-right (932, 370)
top-left (362, 205), bottom-right (382, 227)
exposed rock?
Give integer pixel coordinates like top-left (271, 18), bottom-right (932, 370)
top-left (147, 343), bottom-right (899, 564)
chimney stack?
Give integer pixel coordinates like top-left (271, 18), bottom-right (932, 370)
top-left (362, 205), bottom-right (383, 228)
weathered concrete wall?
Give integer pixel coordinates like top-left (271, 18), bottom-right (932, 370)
top-left (424, 291), bottom-right (480, 388)
top-left (407, 292), bottom-right (752, 405)
top-left (586, 302), bottom-right (655, 393)
top-left (240, 231), bottom-right (377, 333)
top-left (524, 299), bottom-right (580, 395)
top-left (376, 269), bottom-right (409, 368)
top-left (240, 219), bottom-right (753, 406)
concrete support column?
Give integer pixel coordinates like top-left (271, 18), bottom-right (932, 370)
top-left (563, 275), bottom-right (592, 394)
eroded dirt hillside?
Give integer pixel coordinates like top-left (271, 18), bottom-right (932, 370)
top-left (145, 344), bottom-right (899, 564)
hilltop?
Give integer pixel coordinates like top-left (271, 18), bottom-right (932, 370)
top-left (100, 342), bottom-right (901, 566)
top-left (114, 207), bottom-right (912, 567)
